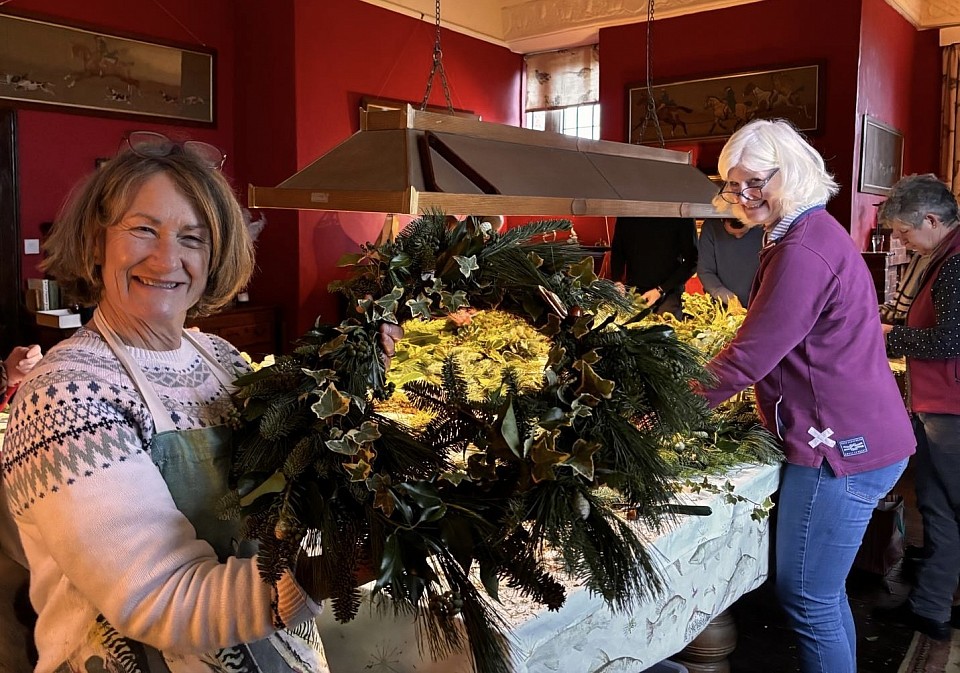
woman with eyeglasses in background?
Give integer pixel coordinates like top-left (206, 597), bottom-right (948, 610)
top-left (695, 119), bottom-right (914, 673)
top-left (0, 133), bottom-right (399, 673)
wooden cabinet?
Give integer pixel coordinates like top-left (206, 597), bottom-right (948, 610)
top-left (187, 304), bottom-right (280, 361)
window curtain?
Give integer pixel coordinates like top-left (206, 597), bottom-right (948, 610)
top-left (524, 45), bottom-right (599, 112)
top-left (941, 44), bottom-right (960, 193)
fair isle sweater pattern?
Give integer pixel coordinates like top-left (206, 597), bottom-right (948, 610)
top-left (2, 329), bottom-right (246, 514)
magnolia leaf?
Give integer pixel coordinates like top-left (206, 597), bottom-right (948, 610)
top-left (302, 367), bottom-right (337, 385)
top-left (311, 383), bottom-right (351, 419)
top-left (238, 471), bottom-right (287, 507)
top-left (497, 400), bottom-right (522, 457)
top-left (389, 251), bottom-right (411, 269)
top-left (566, 438), bottom-right (601, 480)
top-left (440, 516), bottom-right (475, 572)
top-left (335, 252), bottom-right (364, 267)
top-left (454, 255), bottom-right (480, 278)
top-left (479, 558), bottom-right (500, 600)
top-left (406, 294), bottom-right (433, 320)
top-left (376, 533), bottom-right (403, 590)
top-left (528, 432), bottom-right (569, 483)
top-left (538, 407), bottom-right (573, 431)
top-left (576, 361), bottom-right (615, 399)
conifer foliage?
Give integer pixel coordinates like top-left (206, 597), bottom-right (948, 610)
top-left (230, 213), bottom-right (778, 673)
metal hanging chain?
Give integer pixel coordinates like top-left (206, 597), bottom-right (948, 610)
top-left (638, 0), bottom-right (665, 147)
top-left (420, 0), bottom-right (455, 113)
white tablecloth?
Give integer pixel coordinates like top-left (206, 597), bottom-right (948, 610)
top-left (317, 462), bottom-right (781, 673)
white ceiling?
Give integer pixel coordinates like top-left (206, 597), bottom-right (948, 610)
top-left (360, 0), bottom-right (960, 53)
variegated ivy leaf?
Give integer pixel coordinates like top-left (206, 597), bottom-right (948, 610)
top-left (325, 436), bottom-right (359, 456)
top-left (579, 350), bottom-right (600, 365)
top-left (316, 334), bottom-right (347, 358)
top-left (354, 297), bottom-right (374, 316)
top-left (575, 361), bottom-right (615, 399)
top-left (547, 343), bottom-right (569, 368)
top-left (527, 251), bottom-right (544, 268)
top-left (527, 432), bottom-right (569, 483)
top-left (312, 383), bottom-right (351, 419)
top-left (406, 294), bottom-right (433, 320)
top-left (571, 314), bottom-right (593, 339)
top-left (439, 470), bottom-right (469, 485)
top-left (439, 290), bottom-right (469, 313)
top-left (366, 473), bottom-right (395, 516)
top-left (302, 367), bottom-right (337, 385)
top-left (571, 393), bottom-right (600, 411)
top-left (343, 458), bottom-right (372, 482)
top-left (569, 256), bottom-right (598, 286)
top-left (353, 420), bottom-right (382, 444)
top-left (454, 254), bottom-right (480, 278)
top-left (537, 406), bottom-right (574, 431)
top-left (375, 286), bottom-right (404, 317)
top-left (566, 438), bottom-right (601, 480)
top-left (540, 313), bottom-right (562, 337)
top-left (423, 274), bottom-right (443, 295)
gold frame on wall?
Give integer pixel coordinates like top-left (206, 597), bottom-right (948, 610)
top-left (627, 64), bottom-right (820, 145)
top-left (0, 11), bottom-right (215, 125)
top-left (859, 115), bottom-right (904, 196)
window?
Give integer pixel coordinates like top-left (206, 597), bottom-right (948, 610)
top-left (524, 104), bottom-right (600, 140)
top-left (523, 45), bottom-right (599, 140)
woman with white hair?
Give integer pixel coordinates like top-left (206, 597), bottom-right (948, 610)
top-left (696, 119), bottom-right (915, 673)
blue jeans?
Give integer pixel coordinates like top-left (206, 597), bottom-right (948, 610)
top-left (775, 458), bottom-right (908, 673)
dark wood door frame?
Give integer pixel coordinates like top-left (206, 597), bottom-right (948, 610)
top-left (0, 107), bottom-right (25, 355)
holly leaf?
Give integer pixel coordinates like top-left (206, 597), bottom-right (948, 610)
top-left (311, 383), bottom-right (351, 419)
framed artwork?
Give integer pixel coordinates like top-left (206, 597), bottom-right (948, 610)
top-left (859, 115), bottom-right (903, 195)
top-left (0, 12), bottom-right (214, 124)
top-left (627, 64), bottom-right (820, 144)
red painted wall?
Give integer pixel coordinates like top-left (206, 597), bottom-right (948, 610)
top-left (601, 0), bottom-right (863, 229)
top-left (288, 0), bottom-right (522, 335)
top-left (10, 0), bottom-right (237, 280)
top-left (852, 0), bottom-right (940, 247)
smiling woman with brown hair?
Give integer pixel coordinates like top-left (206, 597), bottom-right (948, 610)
top-left (0, 136), bottom-right (399, 673)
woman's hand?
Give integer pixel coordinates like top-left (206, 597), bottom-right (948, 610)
top-left (4, 344), bottom-right (42, 388)
top-left (378, 322), bottom-right (403, 372)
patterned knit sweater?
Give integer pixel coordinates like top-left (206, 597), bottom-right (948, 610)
top-left (0, 327), bottom-right (322, 673)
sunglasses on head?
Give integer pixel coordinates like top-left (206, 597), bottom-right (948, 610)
top-left (119, 130), bottom-right (226, 170)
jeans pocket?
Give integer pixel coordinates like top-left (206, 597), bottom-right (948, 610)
top-left (845, 459), bottom-right (907, 503)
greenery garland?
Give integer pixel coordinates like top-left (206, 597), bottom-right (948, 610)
top-left (229, 213), bottom-right (780, 673)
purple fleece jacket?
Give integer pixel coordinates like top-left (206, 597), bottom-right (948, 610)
top-left (702, 207), bottom-right (915, 476)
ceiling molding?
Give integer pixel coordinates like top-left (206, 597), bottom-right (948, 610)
top-left (362, 0), bottom-right (960, 53)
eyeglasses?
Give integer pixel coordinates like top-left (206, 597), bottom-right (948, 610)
top-left (718, 167), bottom-right (780, 204)
top-left (120, 130), bottom-right (226, 170)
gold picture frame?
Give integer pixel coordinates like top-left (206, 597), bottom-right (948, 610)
top-left (628, 64), bottom-right (820, 145)
top-left (859, 115), bottom-right (903, 196)
top-left (0, 11), bottom-right (214, 125)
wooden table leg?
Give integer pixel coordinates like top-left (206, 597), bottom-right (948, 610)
top-left (673, 608), bottom-right (737, 673)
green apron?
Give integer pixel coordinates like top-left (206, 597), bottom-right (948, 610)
top-left (54, 311), bottom-right (327, 673)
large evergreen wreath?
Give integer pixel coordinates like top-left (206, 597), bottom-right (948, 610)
top-left (229, 213), bottom-right (779, 673)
